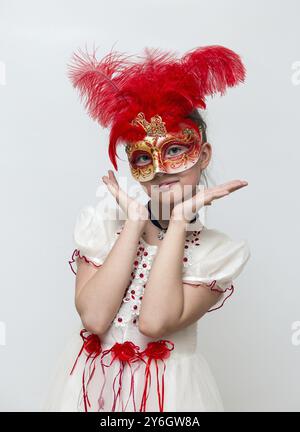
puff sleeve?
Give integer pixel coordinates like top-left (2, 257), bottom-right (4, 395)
top-left (68, 204), bottom-right (123, 275)
top-left (182, 227), bottom-right (251, 312)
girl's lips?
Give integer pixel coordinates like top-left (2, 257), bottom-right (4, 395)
top-left (158, 180), bottom-right (179, 190)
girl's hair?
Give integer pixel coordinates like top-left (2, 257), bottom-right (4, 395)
top-left (186, 108), bottom-right (209, 188)
top-left (186, 108), bottom-right (207, 143)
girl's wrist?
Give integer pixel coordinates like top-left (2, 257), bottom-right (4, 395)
top-left (169, 216), bottom-right (188, 231)
top-left (125, 217), bottom-right (147, 232)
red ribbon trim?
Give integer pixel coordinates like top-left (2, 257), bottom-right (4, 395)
top-left (69, 331), bottom-right (175, 412)
top-left (205, 280), bottom-right (235, 312)
top-left (68, 249), bottom-right (103, 275)
top-left (139, 339), bottom-right (175, 412)
top-left (100, 341), bottom-right (142, 412)
top-left (69, 329), bottom-right (102, 412)
top-left (183, 279), bottom-right (235, 312)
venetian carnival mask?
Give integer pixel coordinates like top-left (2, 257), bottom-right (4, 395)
top-left (68, 45), bottom-right (246, 175)
top-left (125, 112), bottom-right (204, 182)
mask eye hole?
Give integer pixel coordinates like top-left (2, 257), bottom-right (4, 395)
top-left (130, 151), bottom-right (152, 167)
top-left (163, 143), bottom-right (190, 159)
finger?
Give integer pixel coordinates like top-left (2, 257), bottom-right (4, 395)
top-left (223, 181), bottom-right (248, 193)
top-left (185, 188), bottom-right (206, 215)
top-left (102, 176), bottom-right (118, 199)
top-left (108, 170), bottom-right (119, 189)
top-left (212, 180), bottom-right (248, 194)
top-left (206, 181), bottom-right (247, 204)
top-left (216, 179), bottom-right (247, 188)
top-left (196, 180), bottom-right (247, 207)
top-left (206, 190), bottom-right (230, 204)
top-left (204, 183), bottom-right (246, 201)
top-left (103, 174), bottom-right (132, 213)
top-left (104, 171), bottom-right (118, 193)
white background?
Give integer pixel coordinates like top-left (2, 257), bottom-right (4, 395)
top-left (0, 0), bottom-right (299, 411)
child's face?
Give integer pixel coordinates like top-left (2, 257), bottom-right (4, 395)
top-left (139, 142), bottom-right (212, 207)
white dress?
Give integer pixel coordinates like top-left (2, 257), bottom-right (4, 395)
top-left (42, 203), bottom-right (251, 412)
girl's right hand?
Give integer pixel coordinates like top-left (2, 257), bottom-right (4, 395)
top-left (102, 170), bottom-right (149, 224)
top-left (171, 179), bottom-right (248, 223)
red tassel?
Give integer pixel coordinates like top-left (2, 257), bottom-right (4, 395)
top-left (100, 341), bottom-right (142, 412)
top-left (70, 330), bottom-right (175, 412)
top-left (139, 356), bottom-right (152, 412)
top-left (69, 329), bottom-right (102, 412)
top-left (139, 339), bottom-right (174, 412)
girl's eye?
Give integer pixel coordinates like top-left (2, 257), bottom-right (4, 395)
top-left (132, 154), bottom-right (151, 167)
top-left (165, 145), bottom-right (189, 158)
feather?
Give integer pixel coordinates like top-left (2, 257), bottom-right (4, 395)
top-left (67, 44), bottom-right (246, 170)
top-left (67, 46), bottom-right (133, 127)
top-left (181, 45), bottom-right (246, 98)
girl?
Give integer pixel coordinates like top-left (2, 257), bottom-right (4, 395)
top-left (42, 44), bottom-right (250, 412)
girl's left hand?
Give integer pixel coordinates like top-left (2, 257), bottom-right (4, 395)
top-left (102, 170), bottom-right (149, 223)
top-left (171, 180), bottom-right (248, 223)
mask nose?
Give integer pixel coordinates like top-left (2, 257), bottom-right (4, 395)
top-left (152, 155), bottom-right (166, 177)
top-left (152, 166), bottom-right (167, 179)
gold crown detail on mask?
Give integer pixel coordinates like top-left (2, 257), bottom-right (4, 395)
top-left (130, 112), bottom-right (168, 137)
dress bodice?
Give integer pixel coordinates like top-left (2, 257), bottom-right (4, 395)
top-left (99, 222), bottom-right (200, 356)
top-left (70, 203), bottom-right (250, 335)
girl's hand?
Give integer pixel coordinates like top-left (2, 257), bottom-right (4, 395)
top-left (102, 170), bottom-right (149, 223)
top-left (171, 180), bottom-right (248, 223)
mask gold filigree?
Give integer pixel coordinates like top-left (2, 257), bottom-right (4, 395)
top-left (125, 112), bottom-right (204, 182)
top-left (130, 112), bottom-right (167, 137)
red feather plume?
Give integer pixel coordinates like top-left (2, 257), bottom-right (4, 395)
top-left (67, 44), bottom-right (246, 170)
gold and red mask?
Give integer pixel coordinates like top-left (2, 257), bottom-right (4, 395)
top-left (125, 112), bottom-right (204, 182)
